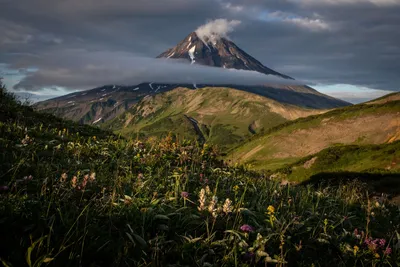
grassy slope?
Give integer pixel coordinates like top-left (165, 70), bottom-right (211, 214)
top-left (228, 99), bottom-right (400, 170)
top-left (273, 141), bottom-right (400, 187)
top-left (1, 85), bottom-right (400, 266)
top-left (366, 92), bottom-right (400, 105)
top-left (105, 87), bottom-right (324, 150)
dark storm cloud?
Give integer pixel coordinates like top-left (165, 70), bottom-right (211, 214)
top-left (0, 0), bottom-right (399, 92)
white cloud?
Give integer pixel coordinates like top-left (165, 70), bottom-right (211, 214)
top-left (9, 50), bottom-right (305, 91)
top-left (222, 2), bottom-right (244, 12)
top-left (195, 19), bottom-right (242, 44)
top-left (269, 11), bottom-right (332, 31)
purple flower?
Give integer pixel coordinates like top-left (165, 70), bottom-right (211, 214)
top-left (0, 185), bottom-right (9, 192)
top-left (181, 191), bottom-right (189, 199)
top-left (384, 247), bottom-right (392, 255)
top-left (378, 238), bottom-right (386, 248)
top-left (242, 252), bottom-right (255, 263)
top-left (240, 224), bottom-right (254, 233)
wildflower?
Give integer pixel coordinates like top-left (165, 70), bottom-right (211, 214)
top-left (233, 185), bottom-right (239, 192)
top-left (353, 245), bottom-right (360, 255)
top-left (378, 239), bottom-right (386, 248)
top-left (198, 188), bottom-right (206, 211)
top-left (384, 247), bottom-right (392, 255)
top-left (222, 198), bottom-right (233, 214)
top-left (374, 253), bottom-right (380, 259)
top-left (23, 175), bottom-right (33, 181)
top-left (205, 186), bottom-right (211, 195)
top-left (0, 185), bottom-right (9, 192)
top-left (353, 228), bottom-right (361, 239)
top-left (81, 174), bottom-right (89, 188)
top-left (208, 195), bottom-right (218, 217)
top-left (240, 224), bottom-right (254, 233)
top-left (89, 172), bottom-right (96, 181)
top-left (365, 238), bottom-right (378, 252)
top-left (267, 205), bottom-right (275, 214)
top-left (181, 191), bottom-right (189, 199)
top-left (21, 135), bottom-right (32, 145)
top-left (238, 240), bottom-right (249, 248)
top-left (60, 173), bottom-right (68, 182)
top-left (71, 176), bottom-right (77, 188)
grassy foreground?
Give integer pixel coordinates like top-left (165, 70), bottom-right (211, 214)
top-left (1, 84), bottom-right (400, 266)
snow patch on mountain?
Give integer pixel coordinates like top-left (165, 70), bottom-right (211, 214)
top-left (188, 46), bottom-right (196, 64)
top-left (93, 118), bottom-right (102, 124)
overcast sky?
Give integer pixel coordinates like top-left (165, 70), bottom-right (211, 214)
top-left (1, 0), bottom-right (399, 103)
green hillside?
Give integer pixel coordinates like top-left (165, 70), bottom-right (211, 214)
top-left (228, 99), bottom-right (400, 170)
top-left (105, 87), bottom-right (324, 150)
top-left (266, 142), bottom-right (400, 196)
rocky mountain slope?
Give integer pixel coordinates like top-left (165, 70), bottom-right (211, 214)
top-left (228, 94), bottom-right (400, 170)
top-left (104, 87), bottom-right (325, 149)
top-left (157, 32), bottom-right (292, 79)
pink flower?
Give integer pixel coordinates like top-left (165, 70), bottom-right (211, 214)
top-left (378, 239), bottom-right (386, 248)
top-left (181, 191), bottom-right (189, 199)
top-left (384, 247), bottom-right (392, 255)
top-left (240, 224), bottom-right (254, 233)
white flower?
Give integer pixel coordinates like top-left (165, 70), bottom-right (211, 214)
top-left (222, 198), bottom-right (233, 214)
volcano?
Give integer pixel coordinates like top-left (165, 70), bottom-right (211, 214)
top-left (34, 31), bottom-right (351, 125)
top-left (157, 32), bottom-right (292, 79)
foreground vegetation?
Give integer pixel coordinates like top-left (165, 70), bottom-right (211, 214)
top-left (1, 84), bottom-right (400, 266)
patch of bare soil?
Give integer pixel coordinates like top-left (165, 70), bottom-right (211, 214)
top-left (303, 157), bottom-right (318, 169)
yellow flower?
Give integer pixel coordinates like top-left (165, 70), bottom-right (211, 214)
top-left (353, 245), bottom-right (359, 255)
top-left (374, 253), bottom-right (380, 259)
top-left (267, 205), bottom-right (275, 214)
top-left (233, 185), bottom-right (239, 192)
